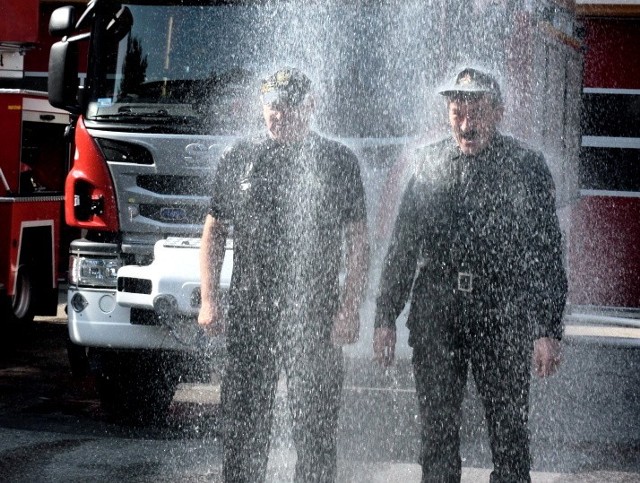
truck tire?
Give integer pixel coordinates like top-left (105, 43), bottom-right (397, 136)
top-left (11, 265), bottom-right (35, 325)
top-left (0, 284), bottom-right (11, 338)
top-left (90, 349), bottom-right (181, 426)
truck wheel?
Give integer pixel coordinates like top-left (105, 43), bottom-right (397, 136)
top-left (0, 284), bottom-right (11, 342)
top-left (91, 349), bottom-right (181, 426)
top-left (11, 265), bottom-right (35, 325)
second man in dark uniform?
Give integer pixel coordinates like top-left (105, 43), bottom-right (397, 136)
top-left (373, 67), bottom-right (567, 483)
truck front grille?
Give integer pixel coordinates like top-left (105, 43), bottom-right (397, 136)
top-left (136, 175), bottom-right (210, 196)
top-left (139, 204), bottom-right (208, 224)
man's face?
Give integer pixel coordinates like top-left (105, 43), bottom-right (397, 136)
top-left (447, 95), bottom-right (503, 156)
top-left (262, 100), bottom-right (312, 143)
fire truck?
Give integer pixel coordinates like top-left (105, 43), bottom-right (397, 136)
top-left (47, 0), bottom-right (583, 423)
top-left (0, 1), bottom-right (81, 326)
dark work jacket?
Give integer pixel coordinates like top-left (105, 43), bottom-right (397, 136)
top-left (374, 134), bottom-right (567, 348)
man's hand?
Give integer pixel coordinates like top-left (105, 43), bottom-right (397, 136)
top-left (198, 300), bottom-right (225, 337)
top-left (533, 337), bottom-right (562, 377)
top-left (331, 304), bottom-right (360, 346)
top-left (331, 219), bottom-right (368, 347)
top-left (373, 327), bottom-right (396, 367)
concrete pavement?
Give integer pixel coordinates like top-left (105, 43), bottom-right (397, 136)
top-left (32, 289), bottom-right (640, 482)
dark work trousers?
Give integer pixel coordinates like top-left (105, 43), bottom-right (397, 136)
top-left (411, 297), bottom-right (533, 483)
top-left (221, 313), bottom-right (344, 483)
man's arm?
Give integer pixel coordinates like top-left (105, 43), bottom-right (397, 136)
top-left (373, 176), bottom-right (421, 366)
top-left (331, 219), bottom-right (370, 345)
top-left (198, 214), bottom-right (229, 336)
top-left (528, 152), bottom-right (568, 377)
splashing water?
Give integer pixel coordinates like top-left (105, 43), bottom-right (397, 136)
top-left (94, 0), bottom-right (582, 479)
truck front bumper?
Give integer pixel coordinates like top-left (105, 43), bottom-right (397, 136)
top-left (67, 237), bottom-right (232, 351)
top-left (67, 286), bottom-right (190, 350)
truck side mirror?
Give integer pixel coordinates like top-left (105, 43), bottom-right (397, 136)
top-left (49, 6), bottom-right (76, 37)
top-left (48, 39), bottom-right (81, 114)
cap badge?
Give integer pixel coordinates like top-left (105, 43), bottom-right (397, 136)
top-left (276, 70), bottom-right (292, 84)
top-left (458, 73), bottom-right (473, 86)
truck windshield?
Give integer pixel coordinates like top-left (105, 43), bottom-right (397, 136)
top-left (87, 1), bottom-right (439, 137)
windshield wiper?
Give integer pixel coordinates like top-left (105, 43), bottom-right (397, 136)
top-left (93, 107), bottom-right (199, 124)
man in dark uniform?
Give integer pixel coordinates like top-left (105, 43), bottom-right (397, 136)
top-left (199, 68), bottom-right (369, 483)
top-left (373, 67), bottom-right (567, 483)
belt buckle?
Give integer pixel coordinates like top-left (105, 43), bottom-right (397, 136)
top-left (457, 272), bottom-right (473, 292)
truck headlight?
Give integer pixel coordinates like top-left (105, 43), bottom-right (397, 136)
top-left (69, 255), bottom-right (121, 288)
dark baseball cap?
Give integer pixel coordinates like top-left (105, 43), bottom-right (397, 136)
top-left (260, 68), bottom-right (312, 107)
top-left (438, 67), bottom-right (502, 104)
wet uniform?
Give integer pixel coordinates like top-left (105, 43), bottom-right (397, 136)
top-left (375, 133), bottom-right (567, 482)
top-left (209, 131), bottom-right (366, 483)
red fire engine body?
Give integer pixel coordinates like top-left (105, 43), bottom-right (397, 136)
top-left (0, 1), bottom-right (83, 324)
top-left (567, 2), bottom-right (640, 338)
